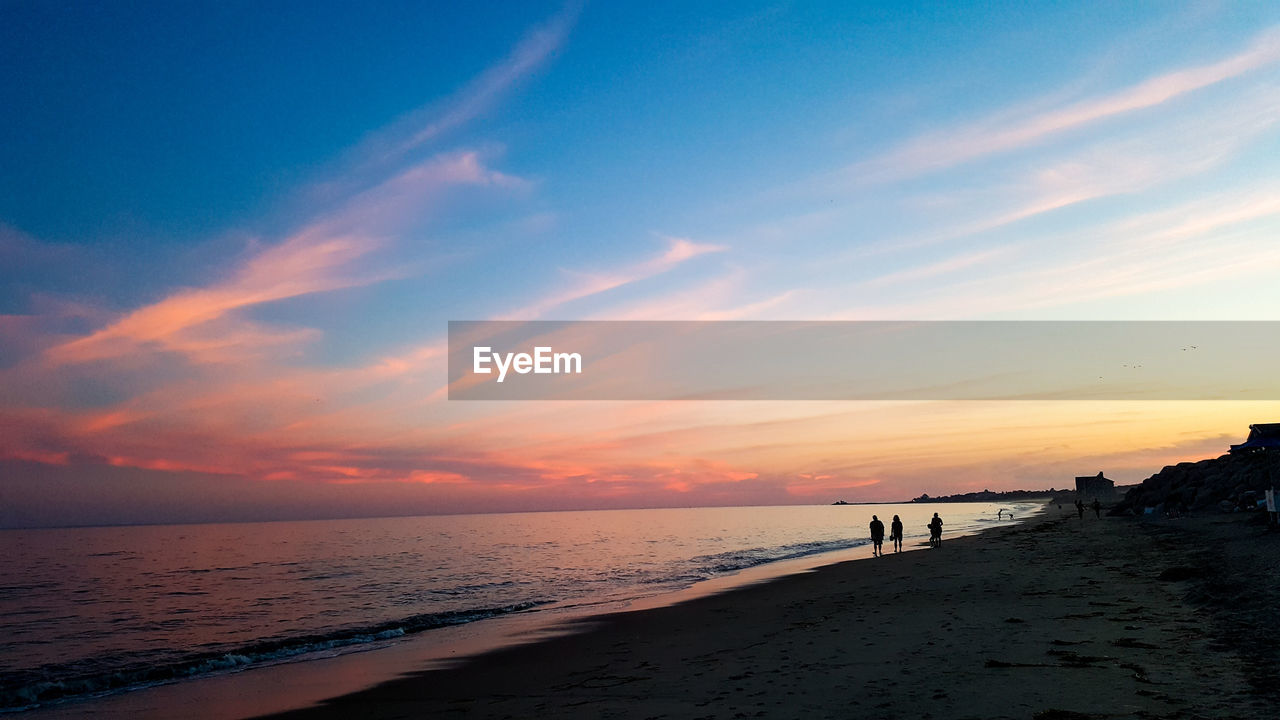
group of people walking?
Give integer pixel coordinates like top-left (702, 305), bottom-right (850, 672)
top-left (868, 513), bottom-right (943, 557)
top-left (1074, 498), bottom-right (1102, 520)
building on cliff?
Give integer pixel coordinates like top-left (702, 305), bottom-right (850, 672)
top-left (1229, 423), bottom-right (1280, 454)
top-left (1075, 471), bottom-right (1115, 500)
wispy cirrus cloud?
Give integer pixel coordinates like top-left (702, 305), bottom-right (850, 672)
top-left (47, 151), bottom-right (515, 366)
top-left (497, 235), bottom-right (727, 320)
top-left (1110, 185), bottom-right (1280, 250)
top-left (391, 4), bottom-right (581, 159)
top-left (10, 4), bottom-right (1280, 528)
top-left (834, 25), bottom-right (1280, 186)
top-left (808, 75), bottom-right (1280, 318)
top-left (859, 247), bottom-right (1014, 291)
top-left (926, 91), bottom-right (1280, 243)
top-left (832, 192), bottom-right (1280, 321)
top-left (2, 6), bottom-right (584, 490)
top-left (587, 266), bottom-right (802, 321)
top-left (328, 2), bottom-right (582, 188)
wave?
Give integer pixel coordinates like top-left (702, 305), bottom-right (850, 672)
top-left (1, 540), bottom-right (868, 712)
top-left (684, 537), bottom-right (870, 579)
top-left (2, 525), bottom-right (979, 713)
top-left (0, 600), bottom-right (550, 712)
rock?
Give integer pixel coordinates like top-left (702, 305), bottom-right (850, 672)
top-left (1119, 449), bottom-right (1280, 514)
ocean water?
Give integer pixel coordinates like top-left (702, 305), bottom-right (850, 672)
top-left (0, 502), bottom-right (1036, 712)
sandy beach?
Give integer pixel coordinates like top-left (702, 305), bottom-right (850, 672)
top-left (258, 508), bottom-right (1279, 720)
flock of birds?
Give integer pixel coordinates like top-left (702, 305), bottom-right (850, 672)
top-left (1097, 344), bottom-right (1198, 381)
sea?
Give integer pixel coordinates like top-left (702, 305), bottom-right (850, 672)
top-left (0, 502), bottom-right (1039, 714)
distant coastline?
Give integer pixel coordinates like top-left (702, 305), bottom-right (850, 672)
top-left (905, 487), bottom-right (1134, 504)
top-left (906, 489), bottom-right (1056, 503)
top-left (831, 489), bottom-right (1070, 505)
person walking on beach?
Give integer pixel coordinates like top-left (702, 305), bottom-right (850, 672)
top-left (1075, 499), bottom-right (1085, 520)
top-left (869, 515), bottom-right (885, 557)
top-left (928, 513), bottom-right (943, 548)
top-left (890, 515), bottom-right (904, 553)
top-left (1091, 498), bottom-right (1102, 519)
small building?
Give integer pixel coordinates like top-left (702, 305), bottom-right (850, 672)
top-left (1075, 471), bottom-right (1115, 500)
top-left (1229, 423), bottom-right (1280, 454)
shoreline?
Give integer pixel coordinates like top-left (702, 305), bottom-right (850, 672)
top-left (25, 504), bottom-right (1030, 720)
top-left (256, 508), bottom-right (1277, 720)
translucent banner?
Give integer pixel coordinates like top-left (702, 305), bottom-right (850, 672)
top-left (447, 321), bottom-right (1280, 400)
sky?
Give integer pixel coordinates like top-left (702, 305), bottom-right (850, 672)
top-left (3, 1), bottom-right (1280, 527)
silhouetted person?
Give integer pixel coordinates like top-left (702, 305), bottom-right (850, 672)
top-left (890, 515), bottom-right (904, 553)
top-left (869, 515), bottom-right (885, 557)
top-left (1075, 499), bottom-right (1085, 520)
top-left (928, 513), bottom-right (943, 547)
top-left (1091, 498), bottom-right (1102, 519)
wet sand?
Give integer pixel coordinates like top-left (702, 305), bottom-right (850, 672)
top-left (262, 510), bottom-right (1279, 720)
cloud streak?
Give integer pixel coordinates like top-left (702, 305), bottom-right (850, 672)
top-left (8, 6), bottom-right (1280, 527)
top-left (497, 236), bottom-right (727, 320)
top-left (48, 151), bottom-right (513, 365)
top-left (837, 25), bottom-right (1280, 185)
top-left (339, 2), bottom-right (581, 181)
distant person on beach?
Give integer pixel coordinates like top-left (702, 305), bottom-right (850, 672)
top-left (1075, 499), bottom-right (1085, 520)
top-left (928, 513), bottom-right (943, 547)
top-left (1091, 498), bottom-right (1102, 519)
top-left (890, 515), bottom-right (904, 553)
top-left (869, 515), bottom-right (885, 557)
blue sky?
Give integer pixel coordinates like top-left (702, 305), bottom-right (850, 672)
top-left (3, 1), bottom-right (1280, 525)
top-left (5, 2), bottom-right (1279, 323)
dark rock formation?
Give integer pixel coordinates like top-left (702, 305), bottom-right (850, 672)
top-left (1110, 450), bottom-right (1280, 516)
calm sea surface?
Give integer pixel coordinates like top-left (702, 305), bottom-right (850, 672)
top-left (0, 502), bottom-right (1036, 711)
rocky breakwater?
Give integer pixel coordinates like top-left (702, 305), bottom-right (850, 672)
top-left (1112, 450), bottom-right (1280, 516)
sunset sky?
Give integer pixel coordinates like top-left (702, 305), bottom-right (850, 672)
top-left (3, 1), bottom-right (1280, 527)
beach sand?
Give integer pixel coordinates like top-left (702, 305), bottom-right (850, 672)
top-left (262, 510), bottom-right (1279, 720)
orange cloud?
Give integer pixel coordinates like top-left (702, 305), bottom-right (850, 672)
top-left (47, 151), bottom-right (511, 367)
top-left (406, 470), bottom-right (469, 484)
